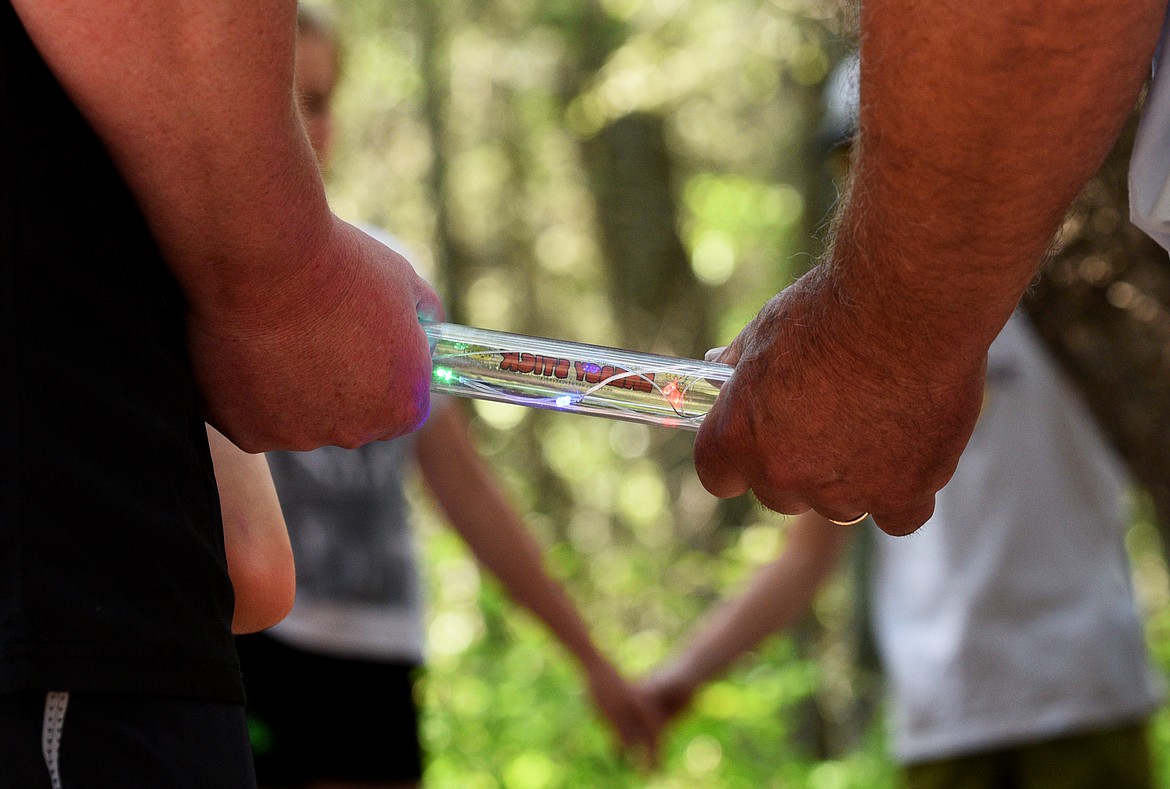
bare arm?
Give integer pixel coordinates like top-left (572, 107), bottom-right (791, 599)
top-left (206, 426), bottom-right (294, 634)
top-left (415, 404), bottom-right (657, 756)
top-left (13, 1), bottom-right (442, 451)
top-left (641, 513), bottom-right (851, 738)
top-left (695, 0), bottom-right (1165, 535)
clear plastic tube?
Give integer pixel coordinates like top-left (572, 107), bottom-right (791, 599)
top-left (425, 322), bottom-right (732, 430)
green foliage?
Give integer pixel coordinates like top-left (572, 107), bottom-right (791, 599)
top-left (303, 1), bottom-right (1170, 786)
top-left (414, 493), bottom-right (1170, 788)
top-left (414, 497), bottom-right (899, 788)
top-left (313, 0), bottom-right (841, 337)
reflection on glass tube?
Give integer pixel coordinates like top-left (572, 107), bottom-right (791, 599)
top-left (424, 322), bottom-right (732, 431)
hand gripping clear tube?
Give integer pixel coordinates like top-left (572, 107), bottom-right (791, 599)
top-left (424, 322), bottom-right (732, 430)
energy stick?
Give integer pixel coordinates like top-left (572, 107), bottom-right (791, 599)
top-left (425, 322), bottom-right (732, 430)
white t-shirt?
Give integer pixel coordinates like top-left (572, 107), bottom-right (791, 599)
top-left (867, 312), bottom-right (1164, 764)
top-left (1130, 6), bottom-right (1170, 248)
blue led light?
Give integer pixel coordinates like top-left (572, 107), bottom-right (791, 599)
top-left (555, 394), bottom-right (573, 408)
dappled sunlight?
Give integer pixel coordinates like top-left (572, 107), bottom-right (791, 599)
top-left (307, 0), bottom-right (1170, 786)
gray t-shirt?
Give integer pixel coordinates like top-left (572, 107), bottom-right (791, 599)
top-left (265, 438), bottom-right (428, 663)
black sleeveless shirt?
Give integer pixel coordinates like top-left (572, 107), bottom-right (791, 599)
top-left (0, 3), bottom-right (242, 703)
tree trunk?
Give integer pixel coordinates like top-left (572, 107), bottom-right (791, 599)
top-left (580, 112), bottom-right (713, 359)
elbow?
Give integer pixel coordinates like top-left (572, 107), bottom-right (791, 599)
top-left (229, 544), bottom-right (296, 635)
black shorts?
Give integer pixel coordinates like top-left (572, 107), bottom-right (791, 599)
top-left (0, 689), bottom-right (255, 789)
top-left (235, 632), bottom-right (424, 786)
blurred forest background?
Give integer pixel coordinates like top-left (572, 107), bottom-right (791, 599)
top-left (305, 1), bottom-right (1170, 786)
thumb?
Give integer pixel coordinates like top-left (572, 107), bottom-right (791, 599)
top-left (705, 327), bottom-right (749, 366)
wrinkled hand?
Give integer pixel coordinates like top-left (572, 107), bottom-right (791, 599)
top-left (190, 218), bottom-right (444, 452)
top-left (583, 658), bottom-right (661, 769)
top-left (694, 265), bottom-right (987, 536)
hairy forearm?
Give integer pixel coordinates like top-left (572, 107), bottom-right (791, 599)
top-left (834, 0), bottom-right (1164, 375)
top-left (692, 0), bottom-right (1165, 533)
